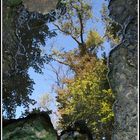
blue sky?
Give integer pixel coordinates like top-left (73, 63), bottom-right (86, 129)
top-left (16, 0), bottom-right (111, 128)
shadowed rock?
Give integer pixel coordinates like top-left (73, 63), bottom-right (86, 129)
top-left (108, 0), bottom-right (138, 139)
top-left (59, 120), bottom-right (93, 140)
top-left (3, 111), bottom-right (58, 140)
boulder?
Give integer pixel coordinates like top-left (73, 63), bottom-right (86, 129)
top-left (3, 112), bottom-right (58, 140)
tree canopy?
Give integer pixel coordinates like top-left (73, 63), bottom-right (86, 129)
top-left (2, 0), bottom-right (64, 119)
top-left (3, 1), bottom-right (115, 139)
top-left (48, 0), bottom-right (115, 139)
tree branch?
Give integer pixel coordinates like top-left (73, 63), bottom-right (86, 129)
top-left (51, 57), bottom-right (70, 67)
top-left (73, 1), bottom-right (85, 44)
top-left (78, 13), bottom-right (84, 44)
top-left (53, 23), bottom-right (81, 45)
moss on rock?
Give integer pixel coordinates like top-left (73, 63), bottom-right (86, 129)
top-left (3, 112), bottom-right (57, 140)
top-left (7, 0), bottom-right (22, 7)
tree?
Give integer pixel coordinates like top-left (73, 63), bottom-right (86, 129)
top-left (101, 3), bottom-right (121, 46)
top-left (53, 0), bottom-right (98, 56)
top-left (2, 0), bottom-right (65, 119)
top-left (49, 0), bottom-right (115, 139)
top-left (56, 57), bottom-right (114, 139)
top-left (38, 93), bottom-right (53, 111)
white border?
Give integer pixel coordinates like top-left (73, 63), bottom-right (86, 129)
top-left (0, 0), bottom-right (139, 139)
top-left (1, 0), bottom-right (3, 139)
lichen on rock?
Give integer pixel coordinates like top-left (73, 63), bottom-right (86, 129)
top-left (22, 0), bottom-right (59, 14)
top-left (108, 0), bottom-right (138, 140)
top-left (3, 112), bottom-right (58, 140)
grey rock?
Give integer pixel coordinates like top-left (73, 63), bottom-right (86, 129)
top-left (3, 112), bottom-right (58, 140)
top-left (108, 0), bottom-right (138, 140)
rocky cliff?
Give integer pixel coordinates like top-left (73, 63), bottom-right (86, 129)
top-left (108, 0), bottom-right (138, 140)
top-left (3, 112), bottom-right (58, 140)
top-left (23, 0), bottom-right (58, 14)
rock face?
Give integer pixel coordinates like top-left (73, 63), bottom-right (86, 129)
top-left (108, 0), bottom-right (138, 140)
top-left (60, 131), bottom-right (89, 140)
top-left (23, 0), bottom-right (58, 14)
top-left (3, 112), bottom-right (58, 140)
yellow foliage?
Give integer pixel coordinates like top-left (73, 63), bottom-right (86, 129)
top-left (86, 30), bottom-right (104, 48)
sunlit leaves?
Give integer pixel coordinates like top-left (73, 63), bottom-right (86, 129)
top-left (101, 3), bottom-right (121, 45)
top-left (54, 0), bottom-right (93, 44)
top-left (57, 57), bottom-right (114, 138)
top-left (86, 30), bottom-right (104, 50)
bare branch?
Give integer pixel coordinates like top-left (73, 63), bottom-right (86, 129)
top-left (49, 63), bottom-right (62, 87)
top-left (53, 23), bottom-right (81, 45)
top-left (51, 57), bottom-right (70, 67)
